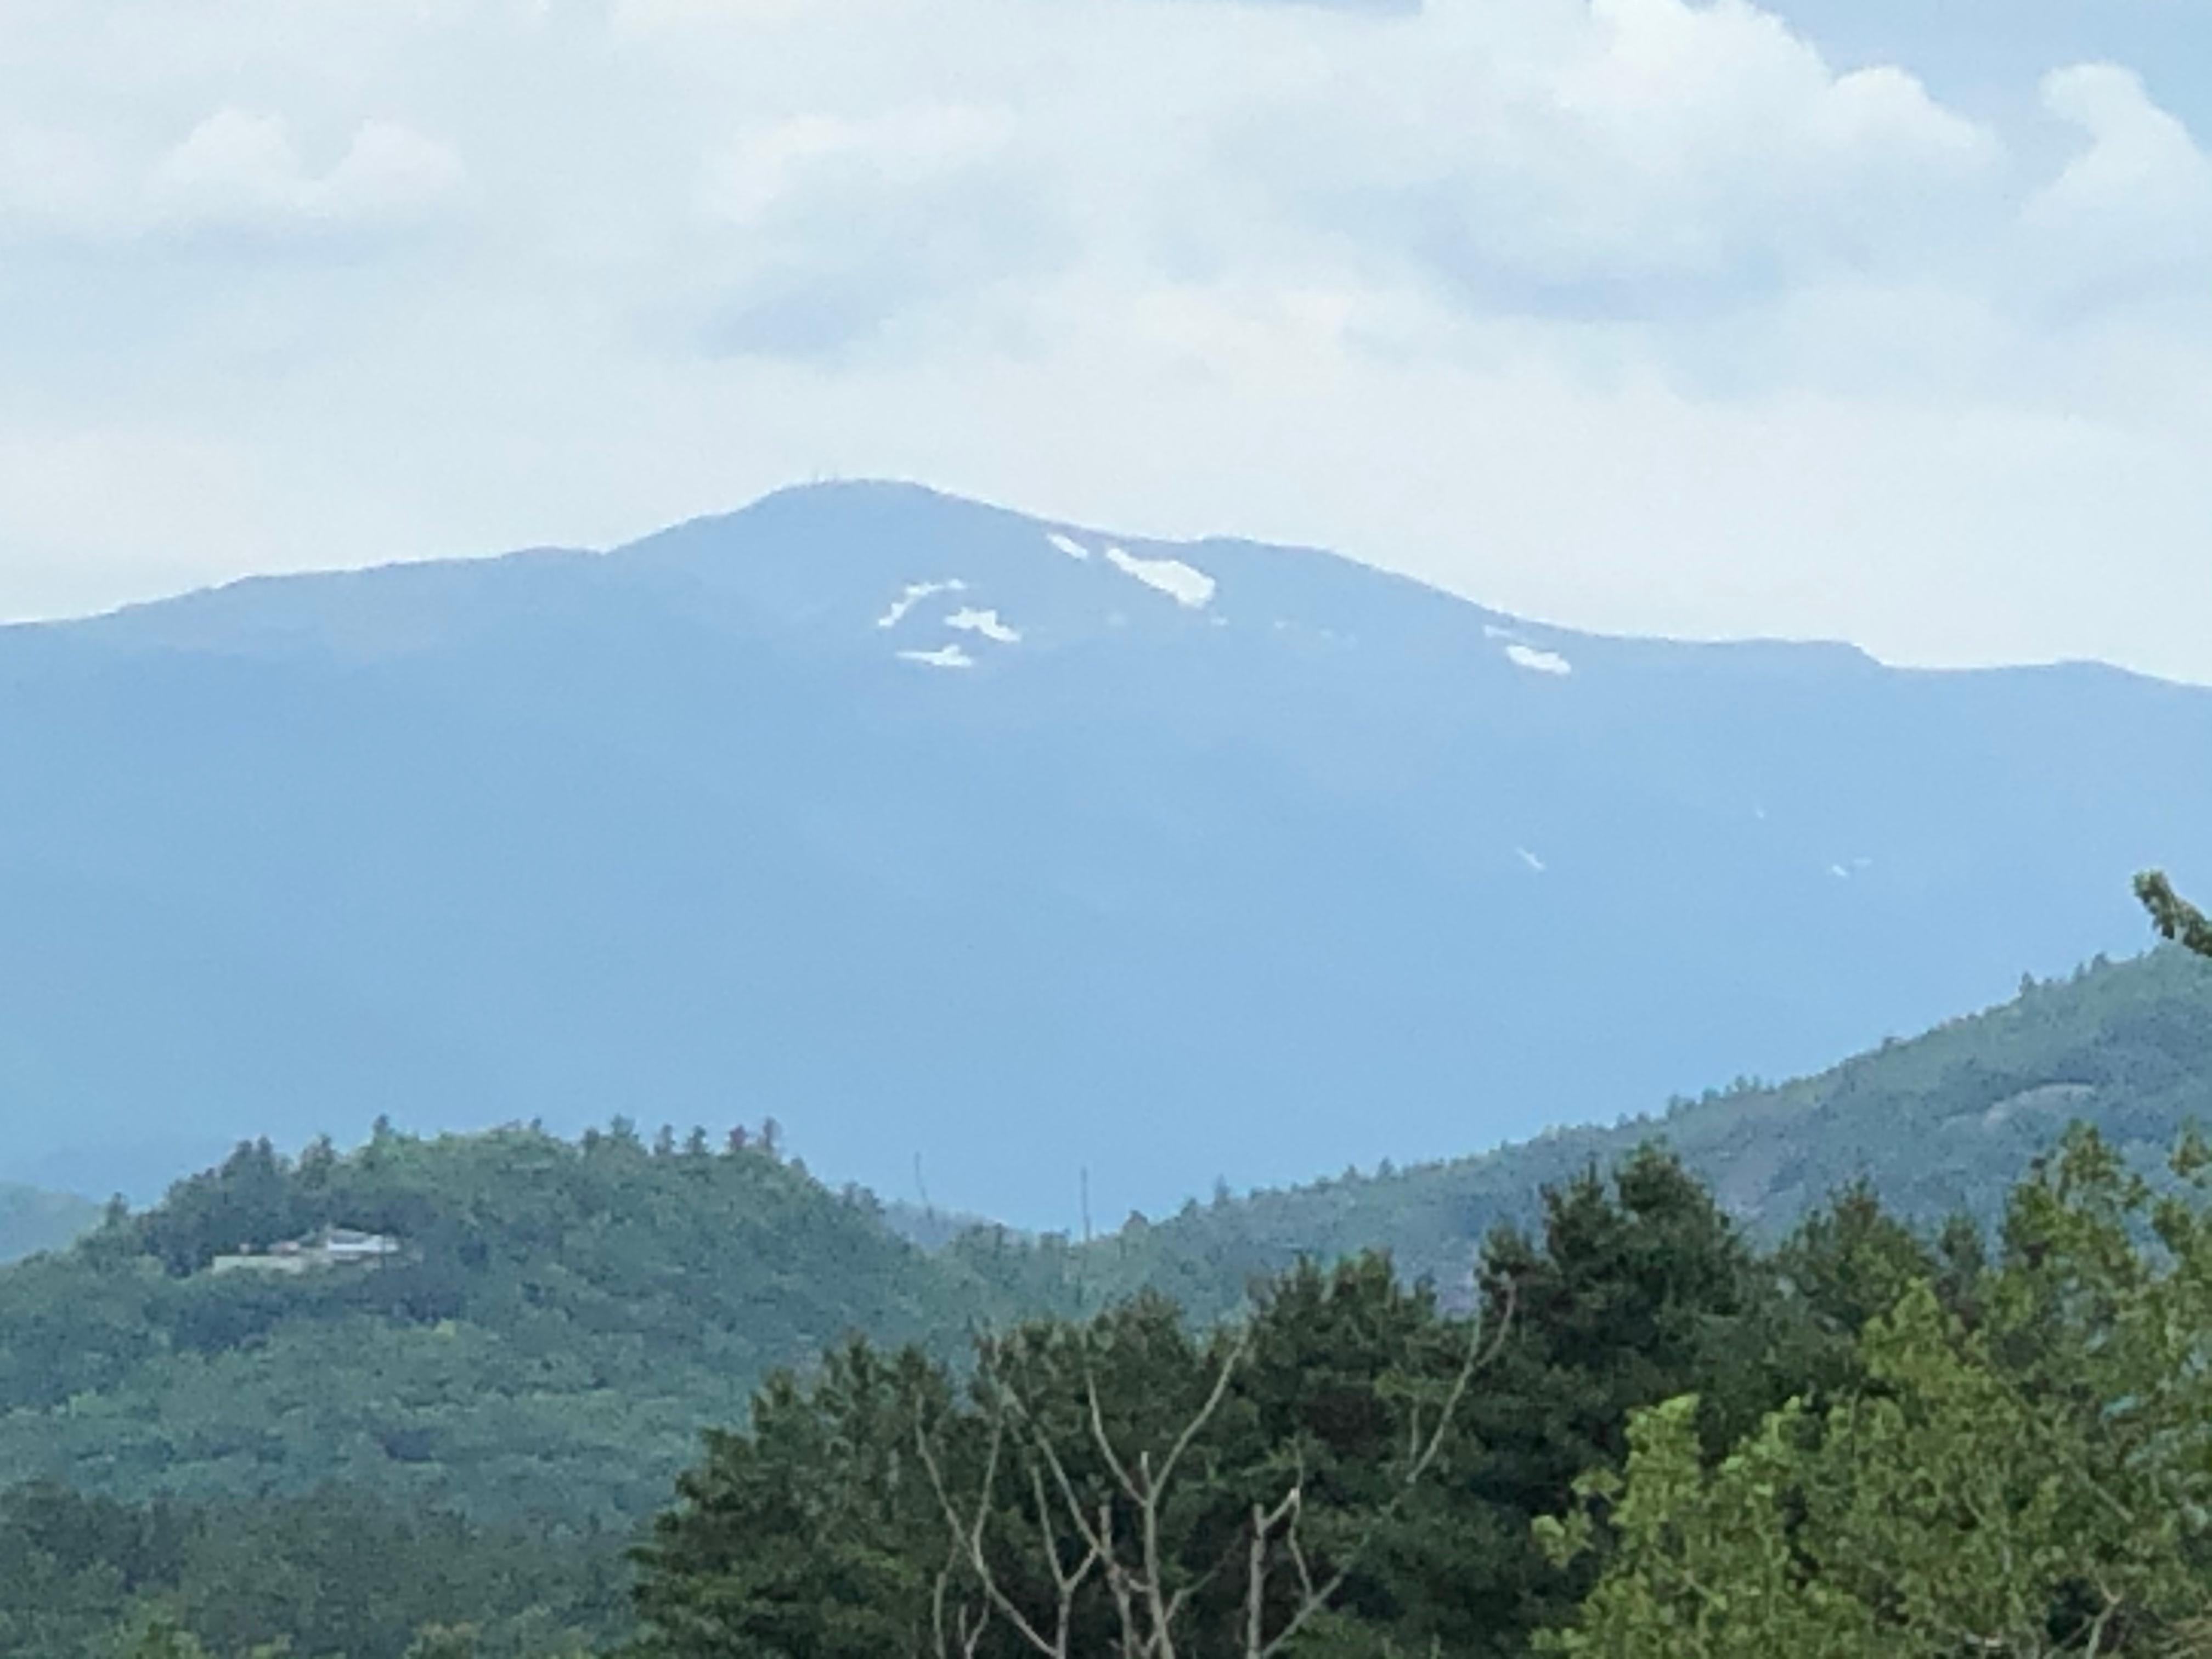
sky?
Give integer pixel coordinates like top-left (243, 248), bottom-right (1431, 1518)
top-left (3, 0), bottom-right (2210, 679)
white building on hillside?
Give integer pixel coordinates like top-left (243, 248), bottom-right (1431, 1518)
top-left (209, 1226), bottom-right (403, 1275)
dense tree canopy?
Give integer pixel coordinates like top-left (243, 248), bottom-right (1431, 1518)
top-left (628, 1152), bottom-right (1808, 1659)
top-left (0, 1480), bottom-right (625, 1659)
top-left (0, 1122), bottom-right (1024, 1523)
top-left (9, 889), bottom-right (2212, 1656)
top-left (13, 1118), bottom-right (2212, 1655)
top-left (1543, 1127), bottom-right (2212, 1655)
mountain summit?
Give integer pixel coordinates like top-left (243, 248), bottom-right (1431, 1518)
top-left (5, 481), bottom-right (2207, 1220)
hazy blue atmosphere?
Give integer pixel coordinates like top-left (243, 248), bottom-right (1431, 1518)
top-left (5, 481), bottom-right (2208, 1223)
top-left (7, 8), bottom-right (2212, 1657)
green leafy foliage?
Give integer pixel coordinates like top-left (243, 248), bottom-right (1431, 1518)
top-left (1542, 1128), bottom-right (2212, 1657)
top-left (0, 1123), bottom-right (1020, 1525)
top-left (20, 1120), bottom-right (2212, 1656)
top-left (2137, 870), bottom-right (2212, 960)
top-left (0, 1480), bottom-right (623, 1658)
top-left (628, 1154), bottom-right (1782, 1659)
top-left (7, 912), bottom-right (2212, 1655)
top-left (11, 947), bottom-right (2208, 1538)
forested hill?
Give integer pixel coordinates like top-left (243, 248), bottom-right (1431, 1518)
top-left (0, 1124), bottom-right (1031, 1525)
top-left (7, 943), bottom-right (2208, 1534)
top-left (1063, 944), bottom-right (2212, 1318)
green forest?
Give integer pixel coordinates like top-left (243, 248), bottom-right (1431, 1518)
top-left (4, 887), bottom-right (2212, 1656)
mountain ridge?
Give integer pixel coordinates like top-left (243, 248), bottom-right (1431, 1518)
top-left (2, 937), bottom-right (2209, 1528)
top-left (89, 478), bottom-right (2188, 686)
top-left (3, 479), bottom-right (2208, 1220)
top-left (1058, 941), bottom-right (2212, 1317)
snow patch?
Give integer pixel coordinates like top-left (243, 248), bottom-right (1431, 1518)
top-left (1504, 643), bottom-right (1572, 676)
top-left (1516, 848), bottom-right (1547, 873)
top-left (945, 607), bottom-right (1020, 644)
top-left (1047, 532), bottom-right (1091, 561)
top-left (897, 644), bottom-right (975, 670)
top-left (1106, 546), bottom-right (1216, 609)
top-left (877, 579), bottom-right (966, 629)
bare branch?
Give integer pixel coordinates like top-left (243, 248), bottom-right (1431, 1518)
top-left (1085, 1370), bottom-right (1144, 1505)
top-left (1155, 1329), bottom-right (1251, 1493)
top-left (1249, 1277), bottom-right (1519, 1658)
top-left (1245, 1503), bottom-right (1269, 1659)
top-left (1021, 1396), bottom-right (1117, 1569)
top-left (925, 1282), bottom-right (1516, 1659)
top-left (916, 1400), bottom-right (1068, 1659)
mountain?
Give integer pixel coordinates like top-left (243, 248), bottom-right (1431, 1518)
top-left (4, 479), bottom-right (2209, 1221)
top-left (1064, 943), bottom-right (2212, 1318)
top-left (0, 1184), bottom-right (99, 1264)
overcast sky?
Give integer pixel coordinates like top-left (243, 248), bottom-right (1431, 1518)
top-left (4, 0), bottom-right (2209, 678)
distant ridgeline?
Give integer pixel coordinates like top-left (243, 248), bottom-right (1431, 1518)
top-left (0, 1183), bottom-right (99, 1265)
top-left (10, 480), bottom-right (2212, 1223)
top-left (0, 945), bottom-right (2207, 1531)
top-left (1081, 943), bottom-right (2212, 1319)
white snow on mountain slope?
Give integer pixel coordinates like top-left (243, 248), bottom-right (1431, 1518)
top-left (877, 580), bottom-right (967, 629)
top-left (1046, 532), bottom-right (1091, 560)
top-left (897, 644), bottom-right (975, 669)
top-left (1105, 546), bottom-right (1216, 609)
top-left (945, 607), bottom-right (1020, 644)
top-left (1505, 642), bottom-right (1573, 676)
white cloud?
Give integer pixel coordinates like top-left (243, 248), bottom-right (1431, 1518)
top-left (2025, 64), bottom-right (2212, 283)
top-left (320, 120), bottom-right (468, 222)
top-left (609, 0), bottom-right (820, 32)
top-left (0, 0), bottom-right (2208, 682)
top-left (702, 107), bottom-right (1012, 227)
top-left (151, 109), bottom-right (317, 227)
top-left (149, 109), bottom-right (462, 232)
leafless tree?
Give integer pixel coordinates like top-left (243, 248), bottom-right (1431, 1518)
top-left (918, 1282), bottom-right (1515, 1659)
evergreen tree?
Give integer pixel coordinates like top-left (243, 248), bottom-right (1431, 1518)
top-left (628, 1151), bottom-right (1771, 1659)
top-left (1539, 1128), bottom-right (2212, 1656)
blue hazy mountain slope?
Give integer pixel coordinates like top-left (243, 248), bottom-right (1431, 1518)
top-left (1063, 945), bottom-right (2212, 1321)
top-left (3, 481), bottom-right (2207, 1222)
top-left (0, 1183), bottom-right (99, 1263)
